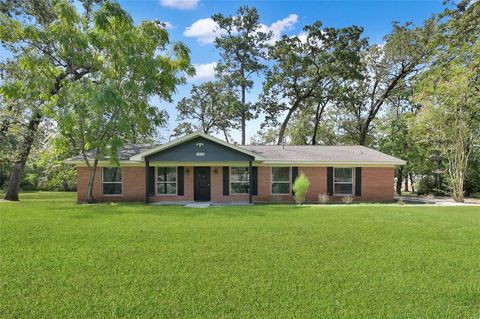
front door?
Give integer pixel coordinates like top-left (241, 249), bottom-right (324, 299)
top-left (194, 167), bottom-right (211, 201)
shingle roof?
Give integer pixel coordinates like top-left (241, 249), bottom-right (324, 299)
top-left (242, 145), bottom-right (404, 164)
top-left (66, 143), bottom-right (161, 162)
top-left (66, 142), bottom-right (405, 165)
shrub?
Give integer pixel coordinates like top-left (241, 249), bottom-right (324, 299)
top-left (293, 173), bottom-right (310, 205)
top-left (318, 193), bottom-right (329, 204)
top-left (341, 196), bottom-right (354, 204)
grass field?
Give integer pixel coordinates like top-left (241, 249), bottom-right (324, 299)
top-left (1, 192), bottom-right (479, 318)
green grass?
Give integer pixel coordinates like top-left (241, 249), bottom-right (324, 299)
top-left (1, 192), bottom-right (479, 318)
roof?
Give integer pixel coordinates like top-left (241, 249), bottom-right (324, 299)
top-left (129, 132), bottom-right (263, 161)
top-left (242, 145), bottom-right (405, 164)
top-left (65, 132), bottom-right (406, 165)
top-left (64, 143), bottom-right (160, 163)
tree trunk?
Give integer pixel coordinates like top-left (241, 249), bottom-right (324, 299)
top-left (277, 108), bottom-right (296, 145)
top-left (404, 174), bottom-right (409, 192)
top-left (240, 84), bottom-right (246, 145)
top-left (396, 166), bottom-right (403, 196)
top-left (4, 112), bottom-right (42, 201)
top-left (409, 173), bottom-right (415, 193)
top-left (86, 159), bottom-right (99, 203)
top-left (311, 101), bottom-right (326, 145)
top-left (358, 123), bottom-right (369, 146)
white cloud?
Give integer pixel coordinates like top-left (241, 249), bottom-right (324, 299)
top-left (297, 31), bottom-right (308, 44)
top-left (183, 18), bottom-right (222, 44)
top-left (266, 14), bottom-right (298, 41)
top-left (191, 62), bottom-right (217, 81)
top-left (184, 14), bottom-right (298, 45)
top-left (160, 0), bottom-right (199, 10)
top-left (161, 21), bottom-right (173, 29)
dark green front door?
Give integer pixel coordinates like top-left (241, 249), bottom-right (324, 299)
top-left (194, 167), bottom-right (211, 201)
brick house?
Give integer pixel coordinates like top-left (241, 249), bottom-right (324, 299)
top-left (66, 132), bottom-right (405, 203)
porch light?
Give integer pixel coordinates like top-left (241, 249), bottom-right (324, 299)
top-left (185, 168), bottom-right (190, 175)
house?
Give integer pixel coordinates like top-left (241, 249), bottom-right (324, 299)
top-left (66, 132), bottom-right (405, 203)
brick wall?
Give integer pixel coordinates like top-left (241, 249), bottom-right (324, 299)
top-left (76, 165), bottom-right (395, 203)
top-left (77, 166), bottom-right (146, 203)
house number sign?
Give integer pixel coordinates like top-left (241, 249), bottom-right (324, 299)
top-left (195, 143), bottom-right (205, 156)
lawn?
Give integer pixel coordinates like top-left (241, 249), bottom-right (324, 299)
top-left (1, 192), bottom-right (479, 318)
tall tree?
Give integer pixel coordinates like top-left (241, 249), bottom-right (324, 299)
top-left (412, 0), bottom-right (480, 202)
top-left (261, 21), bottom-right (366, 145)
top-left (174, 81), bottom-right (240, 142)
top-left (0, 0), bottom-right (193, 201)
top-left (337, 20), bottom-right (437, 145)
top-left (212, 6), bottom-right (271, 145)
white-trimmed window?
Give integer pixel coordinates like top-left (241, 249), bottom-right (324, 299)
top-left (271, 167), bottom-right (290, 195)
top-left (102, 167), bottom-right (122, 195)
top-left (334, 168), bottom-right (354, 195)
top-left (230, 167), bottom-right (249, 194)
top-left (157, 167), bottom-right (177, 195)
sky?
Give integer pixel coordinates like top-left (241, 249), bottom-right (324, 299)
top-left (116, 0), bottom-right (445, 143)
top-left (1, 0), bottom-right (446, 143)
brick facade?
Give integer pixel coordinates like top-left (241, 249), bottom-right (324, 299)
top-left (76, 165), bottom-right (395, 203)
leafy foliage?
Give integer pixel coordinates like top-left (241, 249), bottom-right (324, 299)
top-left (174, 81), bottom-right (240, 142)
top-left (212, 6), bottom-right (271, 145)
top-left (293, 173), bottom-right (310, 204)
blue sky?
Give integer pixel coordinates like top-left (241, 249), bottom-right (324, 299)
top-left (1, 0), bottom-right (446, 142)
top-left (118, 0), bottom-right (444, 142)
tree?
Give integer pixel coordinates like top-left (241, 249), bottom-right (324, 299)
top-left (337, 20), bottom-right (437, 145)
top-left (174, 81), bottom-right (240, 142)
top-left (212, 6), bottom-right (271, 145)
top-left (377, 92), bottom-right (424, 195)
top-left (412, 0), bottom-right (480, 202)
top-left (261, 21), bottom-right (366, 145)
top-left (0, 0), bottom-right (193, 201)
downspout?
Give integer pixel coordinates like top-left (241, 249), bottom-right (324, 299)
top-left (248, 160), bottom-right (253, 204)
top-left (145, 160), bottom-right (150, 204)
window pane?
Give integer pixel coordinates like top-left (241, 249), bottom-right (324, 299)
top-left (335, 168), bottom-right (353, 182)
top-left (157, 182), bottom-right (176, 194)
top-left (158, 167), bottom-right (176, 182)
top-left (272, 167), bottom-right (289, 182)
top-left (272, 182), bottom-right (289, 194)
top-left (166, 183), bottom-right (176, 194)
top-left (103, 167), bottom-right (121, 182)
top-left (103, 183), bottom-right (122, 195)
top-left (231, 167), bottom-right (249, 182)
top-left (334, 183), bottom-right (353, 195)
top-left (231, 183), bottom-right (249, 194)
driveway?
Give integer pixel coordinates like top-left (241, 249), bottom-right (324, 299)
top-left (396, 195), bottom-right (480, 206)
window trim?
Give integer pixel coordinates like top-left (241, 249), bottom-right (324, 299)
top-left (271, 167), bottom-right (291, 195)
top-left (333, 167), bottom-right (355, 196)
top-left (102, 167), bottom-right (123, 197)
top-left (230, 166), bottom-right (250, 195)
top-left (156, 166), bottom-right (178, 196)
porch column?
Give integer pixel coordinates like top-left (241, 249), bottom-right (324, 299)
top-left (145, 160), bottom-right (150, 204)
top-left (248, 160), bottom-right (253, 204)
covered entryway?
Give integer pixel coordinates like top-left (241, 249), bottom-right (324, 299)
top-left (194, 167), bottom-right (211, 201)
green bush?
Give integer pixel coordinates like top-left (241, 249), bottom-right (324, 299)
top-left (293, 173), bottom-right (310, 205)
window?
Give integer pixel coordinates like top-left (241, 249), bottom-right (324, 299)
top-left (271, 167), bottom-right (290, 194)
top-left (334, 168), bottom-right (354, 195)
top-left (230, 167), bottom-right (249, 194)
top-left (157, 167), bottom-right (177, 195)
top-left (103, 167), bottom-right (122, 195)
